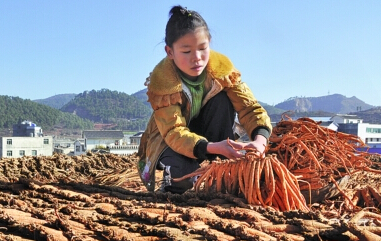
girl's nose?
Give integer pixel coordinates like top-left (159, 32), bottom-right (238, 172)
top-left (192, 51), bottom-right (201, 62)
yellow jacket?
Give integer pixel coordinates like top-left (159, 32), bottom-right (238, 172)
top-left (137, 50), bottom-right (272, 191)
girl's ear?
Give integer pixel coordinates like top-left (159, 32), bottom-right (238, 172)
top-left (165, 46), bottom-right (174, 59)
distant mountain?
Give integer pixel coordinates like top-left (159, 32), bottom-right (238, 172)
top-left (260, 103), bottom-right (286, 116)
top-left (28, 90), bottom-right (380, 131)
top-left (0, 95), bottom-right (93, 132)
top-left (60, 89), bottom-right (152, 131)
top-left (127, 90), bottom-right (381, 123)
top-left (350, 107), bottom-right (381, 124)
top-left (274, 94), bottom-right (374, 114)
top-left (35, 91), bottom-right (376, 117)
top-left (131, 89), bottom-right (150, 107)
top-left (34, 94), bottom-right (77, 109)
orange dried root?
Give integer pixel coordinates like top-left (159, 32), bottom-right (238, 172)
top-left (174, 151), bottom-right (309, 212)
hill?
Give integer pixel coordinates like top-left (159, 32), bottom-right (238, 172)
top-left (60, 89), bottom-right (152, 131)
top-left (5, 90), bottom-right (380, 136)
top-left (34, 90), bottom-right (376, 118)
top-left (274, 94), bottom-right (374, 114)
top-left (131, 89), bottom-right (150, 107)
top-left (349, 106), bottom-right (381, 124)
top-left (0, 95), bottom-right (93, 135)
top-left (33, 93), bottom-right (77, 109)
top-left (260, 102), bottom-right (286, 116)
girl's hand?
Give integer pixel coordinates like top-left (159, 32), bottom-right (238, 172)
top-left (206, 135), bottom-right (267, 159)
top-left (206, 139), bottom-right (246, 159)
top-left (242, 135), bottom-right (267, 155)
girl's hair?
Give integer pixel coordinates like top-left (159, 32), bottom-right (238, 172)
top-left (165, 5), bottom-right (211, 47)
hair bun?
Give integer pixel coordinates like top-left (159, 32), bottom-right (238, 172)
top-left (169, 5), bottom-right (190, 17)
top-left (165, 5), bottom-right (210, 47)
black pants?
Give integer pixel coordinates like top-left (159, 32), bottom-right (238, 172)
top-left (158, 91), bottom-right (235, 194)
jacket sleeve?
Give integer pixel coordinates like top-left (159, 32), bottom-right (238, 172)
top-left (225, 81), bottom-right (272, 140)
top-left (149, 92), bottom-right (206, 159)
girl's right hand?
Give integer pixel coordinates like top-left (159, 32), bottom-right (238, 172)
top-left (206, 139), bottom-right (246, 159)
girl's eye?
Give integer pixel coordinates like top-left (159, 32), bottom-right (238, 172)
top-left (182, 51), bottom-right (191, 54)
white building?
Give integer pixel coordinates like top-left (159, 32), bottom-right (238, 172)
top-left (61, 131), bottom-right (143, 156)
top-left (338, 123), bottom-right (381, 149)
top-left (73, 139), bottom-right (86, 156)
top-left (82, 130), bottom-right (124, 151)
top-left (0, 121), bottom-right (53, 158)
top-left (331, 114), bottom-right (363, 124)
top-left (0, 136), bottom-right (53, 158)
top-left (310, 115), bottom-right (381, 150)
top-left (130, 131), bottom-right (143, 145)
top-left (108, 132), bottom-right (142, 155)
top-left (53, 137), bottom-right (75, 155)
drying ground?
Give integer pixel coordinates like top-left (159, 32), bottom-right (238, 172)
top-left (0, 152), bottom-right (380, 241)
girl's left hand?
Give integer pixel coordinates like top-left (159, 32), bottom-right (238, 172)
top-left (242, 135), bottom-right (267, 155)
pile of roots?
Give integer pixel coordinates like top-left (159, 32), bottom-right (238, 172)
top-left (268, 116), bottom-right (381, 209)
top-left (0, 138), bottom-right (381, 240)
top-left (178, 117), bottom-right (381, 212)
top-left (0, 152), bottom-right (142, 190)
top-left (268, 116), bottom-right (379, 190)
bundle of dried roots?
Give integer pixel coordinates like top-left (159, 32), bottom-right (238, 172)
top-left (173, 151), bottom-right (309, 212)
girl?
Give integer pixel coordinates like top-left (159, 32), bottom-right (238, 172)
top-left (137, 5), bottom-right (272, 194)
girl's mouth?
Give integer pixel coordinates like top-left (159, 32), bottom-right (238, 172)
top-left (192, 65), bottom-right (203, 71)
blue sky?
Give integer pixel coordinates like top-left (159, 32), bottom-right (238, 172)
top-left (1, 1), bottom-right (380, 106)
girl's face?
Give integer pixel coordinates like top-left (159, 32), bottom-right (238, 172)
top-left (165, 27), bottom-right (210, 81)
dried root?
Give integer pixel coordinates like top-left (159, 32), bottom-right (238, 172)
top-left (348, 209), bottom-right (381, 240)
top-left (173, 151), bottom-right (309, 212)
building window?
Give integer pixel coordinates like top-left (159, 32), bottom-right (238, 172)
top-left (76, 146), bottom-right (80, 152)
top-left (19, 150), bottom-right (25, 156)
top-left (7, 151), bottom-right (12, 157)
top-left (44, 139), bottom-right (49, 144)
top-left (366, 128), bottom-right (381, 133)
top-left (7, 139), bottom-right (12, 145)
top-left (32, 150), bottom-right (37, 156)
